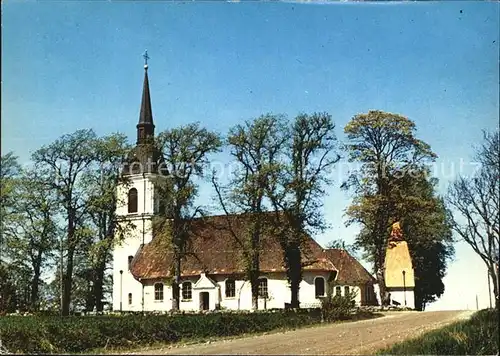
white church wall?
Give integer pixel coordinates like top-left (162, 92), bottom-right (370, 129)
top-left (113, 175), bottom-right (158, 312)
top-left (388, 288), bottom-right (415, 309)
top-left (112, 227), bottom-right (143, 312)
top-left (331, 284), bottom-right (362, 305)
top-left (116, 175), bottom-right (156, 217)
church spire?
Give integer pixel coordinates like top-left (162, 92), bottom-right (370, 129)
top-left (136, 50), bottom-right (155, 145)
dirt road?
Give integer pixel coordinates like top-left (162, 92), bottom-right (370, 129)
top-left (128, 310), bottom-right (473, 355)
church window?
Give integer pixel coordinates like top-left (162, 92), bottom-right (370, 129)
top-left (258, 278), bottom-right (268, 298)
top-left (128, 293), bottom-right (132, 305)
top-left (344, 286), bottom-right (350, 296)
top-left (315, 277), bottom-right (325, 297)
top-left (225, 279), bottom-right (236, 298)
top-left (128, 188), bottom-right (138, 213)
top-left (335, 286), bottom-right (341, 296)
top-left (182, 281), bottom-right (192, 300)
top-left (154, 283), bottom-right (164, 301)
top-left (128, 255), bottom-right (134, 269)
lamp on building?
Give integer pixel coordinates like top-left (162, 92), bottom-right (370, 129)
top-left (402, 270), bottom-right (407, 307)
top-left (119, 270), bottom-right (123, 312)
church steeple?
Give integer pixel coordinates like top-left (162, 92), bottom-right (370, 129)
top-left (136, 50), bottom-right (155, 145)
top-left (122, 51), bottom-right (163, 176)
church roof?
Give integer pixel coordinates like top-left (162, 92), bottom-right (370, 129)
top-left (130, 213), bottom-right (338, 280)
top-left (323, 249), bottom-right (376, 285)
top-left (384, 240), bottom-right (415, 288)
top-left (138, 68), bottom-right (154, 128)
top-left (122, 58), bottom-right (164, 175)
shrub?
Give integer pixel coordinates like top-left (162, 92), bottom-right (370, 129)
top-left (320, 290), bottom-right (357, 322)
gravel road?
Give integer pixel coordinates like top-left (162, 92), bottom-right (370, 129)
top-left (127, 310), bottom-right (474, 355)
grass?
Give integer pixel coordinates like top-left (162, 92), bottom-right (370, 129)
top-left (377, 309), bottom-right (499, 355)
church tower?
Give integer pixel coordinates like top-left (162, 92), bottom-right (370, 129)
top-left (112, 53), bottom-right (164, 312)
top-left (384, 222), bottom-right (416, 309)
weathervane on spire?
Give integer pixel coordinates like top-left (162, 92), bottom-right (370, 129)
top-left (143, 50), bottom-right (150, 69)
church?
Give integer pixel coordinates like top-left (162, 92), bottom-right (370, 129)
top-left (111, 60), bottom-right (390, 312)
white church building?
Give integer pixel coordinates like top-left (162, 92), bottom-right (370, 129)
top-left (111, 61), bottom-right (378, 312)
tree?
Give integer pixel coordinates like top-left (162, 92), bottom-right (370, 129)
top-left (343, 110), bottom-right (437, 305)
top-left (32, 129), bottom-right (99, 315)
top-left (213, 114), bottom-right (286, 310)
top-left (267, 113), bottom-right (340, 309)
top-left (0, 152), bottom-right (21, 313)
top-left (80, 133), bottom-right (131, 312)
top-left (0, 152), bottom-right (21, 259)
top-left (0, 263), bottom-right (18, 313)
top-left (155, 123), bottom-right (221, 311)
top-left (325, 239), bottom-right (359, 259)
top-left (4, 169), bottom-right (59, 311)
top-left (448, 131), bottom-right (499, 309)
top-left (390, 167), bottom-right (454, 310)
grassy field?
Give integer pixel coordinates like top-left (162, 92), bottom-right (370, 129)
top-left (377, 309), bottom-right (499, 355)
top-left (0, 309), bottom-right (378, 354)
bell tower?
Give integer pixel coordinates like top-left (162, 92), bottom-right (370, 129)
top-left (112, 52), bottom-right (164, 312)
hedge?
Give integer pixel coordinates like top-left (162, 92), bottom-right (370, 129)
top-left (0, 310), bottom-right (324, 354)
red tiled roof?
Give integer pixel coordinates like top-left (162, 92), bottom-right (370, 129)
top-left (130, 213), bottom-right (337, 280)
top-left (323, 249), bottom-right (376, 285)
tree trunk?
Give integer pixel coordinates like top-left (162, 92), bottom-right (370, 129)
top-left (62, 246), bottom-right (74, 316)
top-left (85, 277), bottom-right (95, 312)
top-left (93, 246), bottom-right (107, 312)
top-left (250, 221), bottom-right (261, 311)
top-left (288, 246), bottom-right (301, 309)
top-left (171, 252), bottom-right (181, 311)
top-left (489, 264), bottom-right (499, 309)
top-left (250, 269), bottom-right (259, 311)
top-left (94, 274), bottom-right (104, 312)
top-left (375, 247), bottom-right (389, 306)
top-left (30, 253), bottom-right (42, 311)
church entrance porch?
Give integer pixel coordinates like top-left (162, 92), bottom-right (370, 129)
top-left (200, 292), bottom-right (210, 311)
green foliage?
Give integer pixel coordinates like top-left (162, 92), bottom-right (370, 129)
top-left (268, 113), bottom-right (340, 308)
top-left (213, 114), bottom-right (287, 310)
top-left (390, 168), bottom-right (455, 310)
top-left (377, 309), bottom-right (499, 355)
top-left (0, 311), bottom-right (325, 354)
top-left (343, 110), bottom-right (440, 304)
top-left (155, 123), bottom-right (222, 310)
top-left (0, 152), bottom-right (21, 257)
top-left (320, 290), bottom-right (357, 322)
top-left (0, 263), bottom-right (18, 313)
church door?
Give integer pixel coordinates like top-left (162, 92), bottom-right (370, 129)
top-left (200, 292), bottom-right (210, 311)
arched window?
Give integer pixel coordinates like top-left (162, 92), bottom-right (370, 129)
top-left (225, 279), bottom-right (236, 298)
top-left (335, 286), bottom-right (341, 296)
top-left (128, 188), bottom-right (138, 213)
top-left (128, 293), bottom-right (132, 305)
top-left (344, 286), bottom-right (350, 296)
top-left (315, 277), bottom-right (325, 297)
top-left (258, 278), bottom-right (268, 298)
top-left (128, 255), bottom-right (134, 269)
top-left (182, 281), bottom-right (192, 300)
top-left (154, 283), bottom-right (164, 301)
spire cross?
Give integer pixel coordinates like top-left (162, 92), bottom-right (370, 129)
top-left (143, 50), bottom-right (150, 68)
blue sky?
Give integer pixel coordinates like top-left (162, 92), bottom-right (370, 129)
top-left (2, 1), bottom-right (499, 310)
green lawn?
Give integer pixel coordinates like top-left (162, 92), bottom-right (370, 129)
top-left (377, 309), bottom-right (499, 355)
